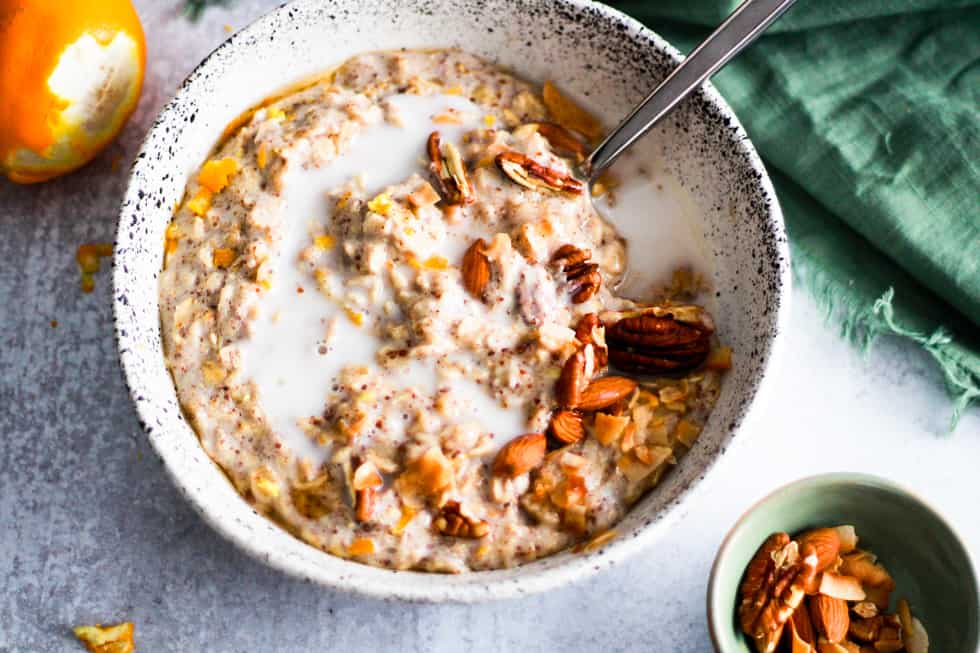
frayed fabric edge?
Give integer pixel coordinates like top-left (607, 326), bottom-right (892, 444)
top-left (795, 268), bottom-right (979, 431)
top-left (871, 289), bottom-right (980, 429)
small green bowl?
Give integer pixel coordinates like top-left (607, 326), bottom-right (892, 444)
top-left (708, 473), bottom-right (979, 652)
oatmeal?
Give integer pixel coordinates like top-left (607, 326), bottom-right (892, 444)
top-left (159, 49), bottom-right (730, 572)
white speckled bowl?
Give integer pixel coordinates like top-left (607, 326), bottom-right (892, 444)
top-left (114, 0), bottom-right (790, 602)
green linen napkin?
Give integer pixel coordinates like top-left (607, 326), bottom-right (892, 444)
top-left (609, 1), bottom-right (980, 427)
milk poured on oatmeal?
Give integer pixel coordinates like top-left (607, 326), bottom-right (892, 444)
top-left (597, 153), bottom-right (713, 305)
top-left (238, 93), bottom-right (526, 463)
top-left (239, 95), bottom-right (711, 471)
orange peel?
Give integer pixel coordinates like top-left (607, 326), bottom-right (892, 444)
top-left (0, 0), bottom-right (146, 183)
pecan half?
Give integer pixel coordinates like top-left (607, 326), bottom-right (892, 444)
top-left (461, 238), bottom-right (491, 299)
top-left (740, 533), bottom-right (791, 602)
top-left (552, 244), bottom-right (601, 303)
top-left (433, 501), bottom-right (489, 539)
top-left (549, 409), bottom-right (585, 444)
top-left (495, 150), bottom-right (584, 194)
top-left (604, 306), bottom-right (713, 375)
top-left (428, 131), bottom-right (475, 204)
top-left (739, 541), bottom-right (820, 653)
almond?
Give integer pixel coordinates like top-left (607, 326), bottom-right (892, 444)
top-left (809, 594), bottom-right (850, 644)
top-left (786, 614), bottom-right (816, 653)
top-left (797, 527), bottom-right (842, 572)
top-left (492, 433), bottom-right (546, 478)
top-left (556, 348), bottom-right (588, 407)
top-left (549, 409), bottom-right (584, 444)
top-left (577, 376), bottom-right (637, 411)
top-left (461, 239), bottom-right (490, 299)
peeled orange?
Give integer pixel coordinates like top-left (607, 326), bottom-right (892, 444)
top-left (0, 0), bottom-right (146, 183)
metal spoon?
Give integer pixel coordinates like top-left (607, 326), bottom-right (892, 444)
top-left (583, 0), bottom-right (797, 180)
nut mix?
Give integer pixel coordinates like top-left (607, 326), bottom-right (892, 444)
top-left (738, 526), bottom-right (929, 653)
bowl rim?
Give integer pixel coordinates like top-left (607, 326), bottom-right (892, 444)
top-left (706, 471), bottom-right (980, 651)
top-left (113, 0), bottom-right (792, 602)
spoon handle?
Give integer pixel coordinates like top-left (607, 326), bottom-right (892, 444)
top-left (585, 0), bottom-right (796, 178)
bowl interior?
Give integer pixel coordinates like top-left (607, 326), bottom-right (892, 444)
top-left (114, 0), bottom-right (789, 601)
top-left (709, 474), bottom-right (980, 652)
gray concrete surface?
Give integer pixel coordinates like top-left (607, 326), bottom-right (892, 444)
top-left (2, 2), bottom-right (978, 651)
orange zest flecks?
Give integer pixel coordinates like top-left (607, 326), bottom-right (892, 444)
top-left (422, 255), bottom-right (449, 270)
top-left (391, 505), bottom-right (418, 535)
top-left (265, 107), bottom-right (287, 121)
top-left (212, 247), bottom-right (236, 268)
top-left (197, 157), bottom-right (240, 193)
top-left (185, 188), bottom-right (212, 216)
top-left (256, 143), bottom-right (269, 169)
top-left (314, 235), bottom-right (335, 250)
top-left (164, 222), bottom-right (180, 256)
top-left (76, 242), bottom-right (113, 293)
top-left (348, 537), bottom-right (375, 556)
top-left (344, 307), bottom-right (365, 326)
top-left (367, 192), bottom-right (393, 216)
